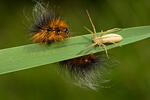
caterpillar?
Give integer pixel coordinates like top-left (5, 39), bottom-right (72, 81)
top-left (30, 2), bottom-right (69, 44)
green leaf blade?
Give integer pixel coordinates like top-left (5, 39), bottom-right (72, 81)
top-left (0, 26), bottom-right (150, 75)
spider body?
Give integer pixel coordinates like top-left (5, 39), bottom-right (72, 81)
top-left (82, 10), bottom-right (123, 57)
top-left (93, 33), bottom-right (123, 44)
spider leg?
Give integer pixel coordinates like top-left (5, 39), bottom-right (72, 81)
top-left (80, 43), bottom-right (97, 53)
top-left (86, 10), bottom-right (97, 37)
top-left (101, 44), bottom-right (109, 58)
top-left (99, 30), bottom-right (104, 37)
top-left (111, 41), bottom-right (121, 47)
top-left (84, 26), bottom-right (97, 39)
top-left (103, 28), bottom-right (121, 35)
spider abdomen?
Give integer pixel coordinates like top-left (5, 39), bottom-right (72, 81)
top-left (101, 34), bottom-right (123, 43)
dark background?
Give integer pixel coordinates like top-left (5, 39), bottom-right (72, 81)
top-left (0, 0), bottom-right (150, 100)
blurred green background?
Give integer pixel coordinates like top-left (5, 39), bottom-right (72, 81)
top-left (0, 0), bottom-right (150, 100)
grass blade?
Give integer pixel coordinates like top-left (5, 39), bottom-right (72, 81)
top-left (0, 26), bottom-right (150, 75)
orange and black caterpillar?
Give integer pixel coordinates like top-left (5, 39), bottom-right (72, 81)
top-left (30, 2), bottom-right (69, 44)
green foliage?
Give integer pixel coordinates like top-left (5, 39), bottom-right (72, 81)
top-left (0, 26), bottom-right (150, 75)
